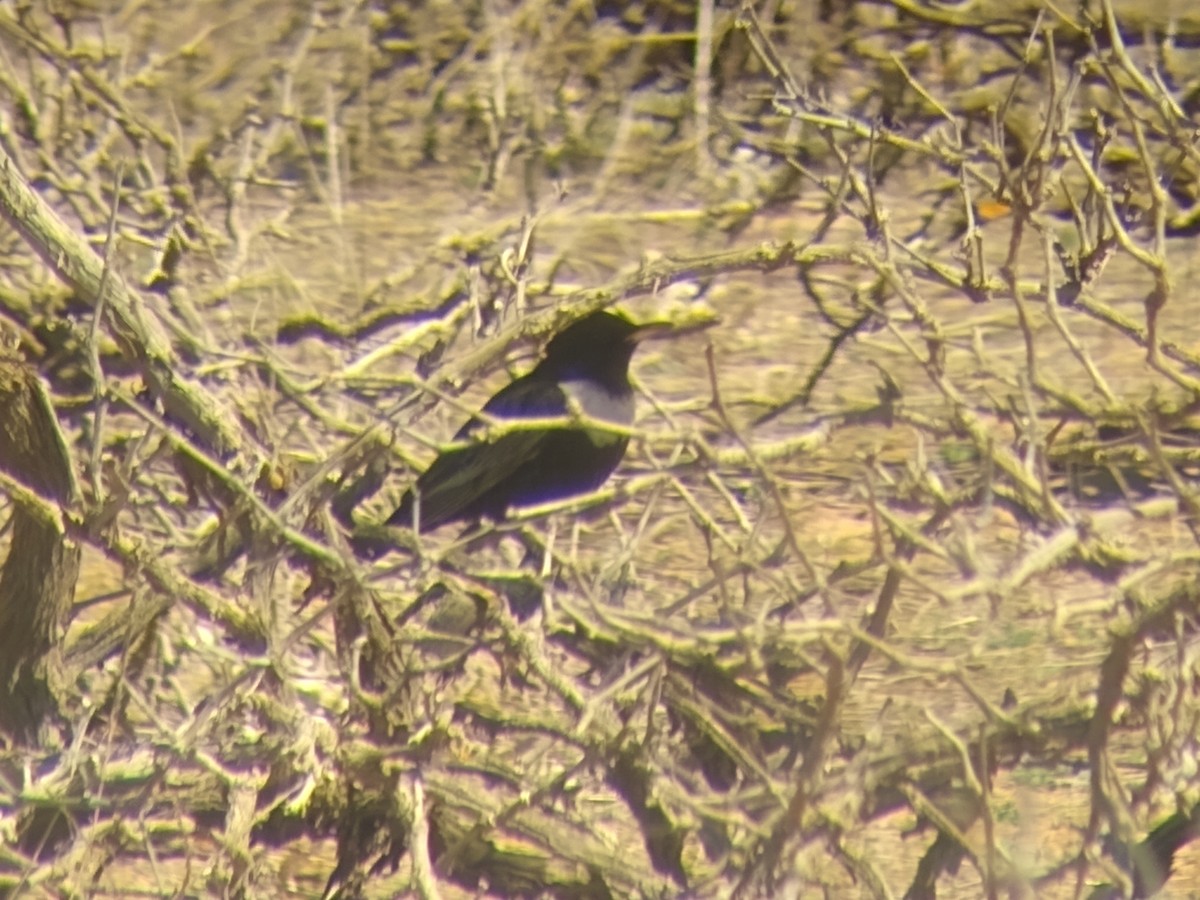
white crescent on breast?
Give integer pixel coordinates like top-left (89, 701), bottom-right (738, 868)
top-left (558, 378), bottom-right (635, 446)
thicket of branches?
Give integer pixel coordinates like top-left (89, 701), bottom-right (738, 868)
top-left (2, 0), bottom-right (1200, 897)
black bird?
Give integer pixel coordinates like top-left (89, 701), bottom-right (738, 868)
top-left (385, 310), bottom-right (674, 533)
top-left (1089, 802), bottom-right (1200, 899)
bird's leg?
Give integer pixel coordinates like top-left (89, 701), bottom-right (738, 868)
top-left (540, 518), bottom-right (557, 579)
top-left (410, 493), bottom-right (424, 551)
top-left (570, 517), bottom-right (582, 564)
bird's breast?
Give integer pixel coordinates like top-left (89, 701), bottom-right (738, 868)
top-left (558, 379), bottom-right (635, 446)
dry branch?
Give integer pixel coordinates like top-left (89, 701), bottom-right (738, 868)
top-left (0, 343), bottom-right (79, 743)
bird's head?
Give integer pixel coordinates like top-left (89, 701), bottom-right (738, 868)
top-left (538, 310), bottom-right (675, 385)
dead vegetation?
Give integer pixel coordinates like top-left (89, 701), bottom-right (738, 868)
top-left (2, 0), bottom-right (1200, 897)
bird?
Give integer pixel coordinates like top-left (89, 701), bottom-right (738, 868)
top-left (384, 309), bottom-right (675, 534)
top-left (1088, 802), bottom-right (1200, 899)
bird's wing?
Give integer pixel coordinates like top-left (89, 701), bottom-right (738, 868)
top-left (458, 371), bottom-right (571, 435)
top-left (403, 375), bottom-right (568, 528)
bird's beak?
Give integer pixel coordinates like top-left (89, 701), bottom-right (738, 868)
top-left (630, 314), bottom-right (719, 343)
